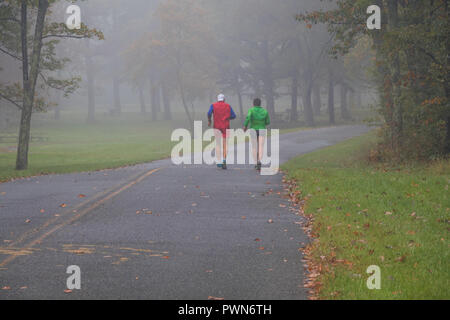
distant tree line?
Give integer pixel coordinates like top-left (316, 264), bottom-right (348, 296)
top-left (124, 0), bottom-right (371, 128)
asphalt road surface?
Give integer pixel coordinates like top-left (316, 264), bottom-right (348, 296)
top-left (0, 125), bottom-right (369, 299)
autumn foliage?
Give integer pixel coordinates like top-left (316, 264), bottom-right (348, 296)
top-left (298, 0), bottom-right (450, 161)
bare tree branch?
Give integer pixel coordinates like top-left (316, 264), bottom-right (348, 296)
top-left (0, 46), bottom-right (21, 61)
top-left (0, 92), bottom-right (23, 110)
top-left (42, 34), bottom-right (88, 40)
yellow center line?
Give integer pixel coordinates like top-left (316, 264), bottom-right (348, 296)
top-left (0, 167), bottom-right (162, 268)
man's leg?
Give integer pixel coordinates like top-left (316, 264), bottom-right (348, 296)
top-left (258, 135), bottom-right (266, 162)
top-left (215, 131), bottom-right (222, 165)
top-left (222, 132), bottom-right (228, 169)
top-left (223, 135), bottom-right (227, 161)
top-left (251, 135), bottom-right (258, 165)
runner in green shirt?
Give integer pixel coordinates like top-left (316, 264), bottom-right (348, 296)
top-left (243, 98), bottom-right (270, 171)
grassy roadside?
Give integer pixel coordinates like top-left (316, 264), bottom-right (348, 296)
top-left (282, 132), bottom-right (449, 299)
top-left (0, 116), bottom-right (176, 182)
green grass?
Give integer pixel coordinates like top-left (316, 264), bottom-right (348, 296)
top-left (0, 106), bottom-right (374, 182)
top-left (0, 114), bottom-right (177, 182)
top-left (282, 132), bottom-right (449, 300)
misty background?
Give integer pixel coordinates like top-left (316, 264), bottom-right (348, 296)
top-left (0, 0), bottom-right (375, 132)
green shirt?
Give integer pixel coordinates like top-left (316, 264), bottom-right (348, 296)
top-left (244, 106), bottom-right (270, 130)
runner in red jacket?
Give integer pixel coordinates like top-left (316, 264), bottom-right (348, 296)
top-left (208, 94), bottom-right (237, 169)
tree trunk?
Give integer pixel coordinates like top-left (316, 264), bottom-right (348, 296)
top-left (303, 68), bottom-right (315, 127)
top-left (138, 86), bottom-right (146, 114)
top-left (161, 81), bottom-right (172, 120)
top-left (313, 84), bottom-right (321, 116)
top-left (179, 85), bottom-right (193, 131)
top-left (174, 63), bottom-right (192, 130)
top-left (264, 81), bottom-right (275, 121)
top-left (303, 83), bottom-right (315, 127)
top-left (387, 0), bottom-right (402, 150)
top-left (261, 39), bottom-right (275, 120)
top-left (340, 84), bottom-right (351, 120)
top-left (149, 77), bottom-right (158, 121)
top-left (85, 43), bottom-right (95, 123)
top-left (290, 74), bottom-right (298, 123)
top-left (236, 85), bottom-right (244, 120)
top-left (54, 90), bottom-right (61, 120)
top-left (328, 70), bottom-right (335, 125)
top-left (155, 84), bottom-right (161, 113)
top-left (16, 0), bottom-right (49, 170)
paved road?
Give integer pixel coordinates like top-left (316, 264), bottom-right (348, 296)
top-left (0, 125), bottom-right (369, 299)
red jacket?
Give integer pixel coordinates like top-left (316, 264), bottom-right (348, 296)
top-left (208, 102), bottom-right (237, 129)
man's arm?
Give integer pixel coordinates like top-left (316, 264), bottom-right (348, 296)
top-left (207, 105), bottom-right (214, 126)
top-left (229, 106), bottom-right (237, 120)
top-left (243, 109), bottom-right (251, 131)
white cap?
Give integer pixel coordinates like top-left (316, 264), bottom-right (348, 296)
top-left (217, 94), bottom-right (225, 102)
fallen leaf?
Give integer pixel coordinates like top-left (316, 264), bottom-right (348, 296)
top-left (25, 219), bottom-right (31, 223)
top-left (208, 296), bottom-right (224, 300)
top-left (78, 194), bottom-right (86, 198)
top-left (40, 209), bottom-right (45, 213)
top-left (268, 219), bottom-right (274, 224)
top-left (2, 286), bottom-right (11, 290)
top-left (60, 203), bottom-right (67, 208)
top-left (64, 289), bottom-right (72, 293)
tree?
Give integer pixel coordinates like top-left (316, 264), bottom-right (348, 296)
top-left (0, 0), bottom-right (103, 170)
top-left (298, 0), bottom-right (450, 159)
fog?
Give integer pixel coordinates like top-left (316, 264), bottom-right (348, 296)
top-left (0, 0), bottom-right (376, 133)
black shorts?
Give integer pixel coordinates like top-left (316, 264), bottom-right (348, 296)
top-left (255, 129), bottom-right (267, 138)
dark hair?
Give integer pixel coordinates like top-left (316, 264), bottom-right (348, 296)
top-left (253, 98), bottom-right (261, 107)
